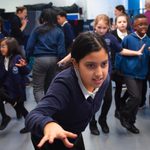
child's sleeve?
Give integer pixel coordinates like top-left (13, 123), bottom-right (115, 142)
top-left (26, 28), bottom-right (38, 58)
top-left (57, 29), bottom-right (67, 59)
top-left (25, 78), bottom-right (71, 136)
top-left (110, 34), bottom-right (123, 53)
top-left (121, 36), bottom-right (129, 49)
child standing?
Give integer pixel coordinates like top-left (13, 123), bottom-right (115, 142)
top-left (10, 6), bottom-right (28, 56)
top-left (57, 10), bottom-right (74, 53)
top-left (0, 37), bottom-right (30, 133)
top-left (116, 14), bottom-right (150, 134)
top-left (111, 14), bottom-right (130, 119)
top-left (25, 31), bottom-right (110, 150)
top-left (26, 9), bottom-right (66, 103)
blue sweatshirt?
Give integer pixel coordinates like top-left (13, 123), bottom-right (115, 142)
top-left (115, 32), bottom-right (150, 79)
top-left (103, 32), bottom-right (123, 53)
top-left (0, 55), bottom-right (30, 101)
top-left (25, 67), bottom-right (109, 137)
top-left (26, 25), bottom-right (66, 59)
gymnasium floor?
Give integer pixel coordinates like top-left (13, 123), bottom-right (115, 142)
top-left (0, 85), bottom-right (150, 150)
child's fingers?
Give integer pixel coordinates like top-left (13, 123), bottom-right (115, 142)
top-left (37, 135), bottom-right (50, 148)
top-left (15, 59), bottom-right (27, 67)
top-left (48, 136), bottom-right (55, 144)
top-left (65, 131), bottom-right (78, 139)
top-left (61, 131), bottom-right (77, 148)
top-left (62, 137), bottom-right (74, 148)
top-left (20, 59), bottom-right (27, 64)
top-left (15, 63), bottom-right (21, 67)
top-left (140, 44), bottom-right (146, 52)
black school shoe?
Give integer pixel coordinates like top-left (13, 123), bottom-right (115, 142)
top-left (89, 121), bottom-right (100, 135)
top-left (98, 119), bottom-right (109, 134)
top-left (127, 124), bottom-right (140, 134)
top-left (120, 117), bottom-right (131, 129)
top-left (120, 117), bottom-right (140, 134)
top-left (0, 116), bottom-right (11, 130)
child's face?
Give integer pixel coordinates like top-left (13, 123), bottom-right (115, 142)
top-left (116, 16), bottom-right (127, 32)
top-left (18, 9), bottom-right (27, 20)
top-left (0, 41), bottom-right (8, 56)
top-left (74, 49), bottom-right (108, 92)
top-left (134, 18), bottom-right (148, 37)
top-left (57, 15), bottom-right (66, 25)
top-left (95, 20), bottom-right (109, 36)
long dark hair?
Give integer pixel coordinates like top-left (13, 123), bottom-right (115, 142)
top-left (37, 9), bottom-right (57, 34)
top-left (115, 5), bottom-right (127, 15)
top-left (1, 37), bottom-right (22, 57)
top-left (71, 32), bottom-right (108, 63)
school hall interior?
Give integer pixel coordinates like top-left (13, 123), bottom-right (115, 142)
top-left (0, 0), bottom-right (150, 150)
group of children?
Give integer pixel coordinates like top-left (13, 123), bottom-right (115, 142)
top-left (90, 14), bottom-right (150, 135)
top-left (0, 5), bottom-right (150, 150)
top-left (25, 12), bottom-right (150, 150)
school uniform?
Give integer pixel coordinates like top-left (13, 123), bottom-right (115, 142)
top-left (0, 55), bottom-right (29, 100)
top-left (10, 15), bottom-right (27, 57)
top-left (116, 32), bottom-right (150, 126)
top-left (111, 29), bottom-right (130, 116)
top-left (25, 67), bottom-right (110, 150)
top-left (26, 25), bottom-right (66, 102)
top-left (61, 21), bottom-right (74, 51)
top-left (10, 15), bottom-right (26, 46)
top-left (0, 54), bottom-right (30, 119)
top-left (0, 30), bottom-right (8, 40)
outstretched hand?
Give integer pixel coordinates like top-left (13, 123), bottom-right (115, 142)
top-left (15, 59), bottom-right (27, 67)
top-left (38, 122), bottom-right (78, 148)
top-left (57, 53), bottom-right (71, 68)
top-left (137, 44), bottom-right (146, 55)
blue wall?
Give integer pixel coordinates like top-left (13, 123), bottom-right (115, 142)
top-left (128, 0), bottom-right (140, 16)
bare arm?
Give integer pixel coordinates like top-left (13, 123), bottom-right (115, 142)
top-left (57, 53), bottom-right (71, 67)
top-left (120, 44), bottom-right (145, 56)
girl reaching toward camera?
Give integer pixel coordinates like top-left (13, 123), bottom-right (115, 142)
top-left (25, 31), bottom-right (110, 150)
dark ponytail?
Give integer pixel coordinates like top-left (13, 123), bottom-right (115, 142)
top-left (37, 9), bottom-right (57, 34)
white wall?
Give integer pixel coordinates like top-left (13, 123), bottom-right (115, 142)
top-left (86, 0), bottom-right (128, 19)
top-left (1, 0), bottom-right (128, 20)
top-left (0, 0), bottom-right (77, 12)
